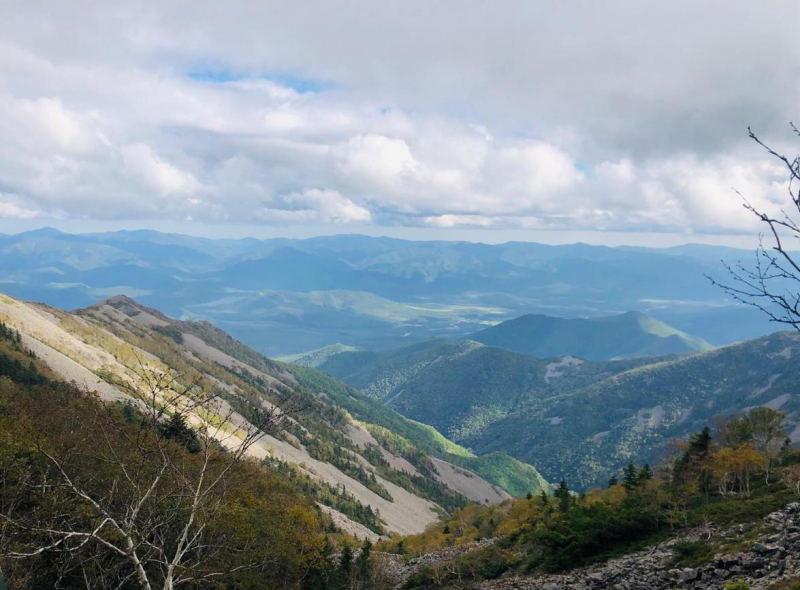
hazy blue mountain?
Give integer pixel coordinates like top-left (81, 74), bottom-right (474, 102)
top-left (0, 229), bottom-right (779, 354)
top-left (471, 311), bottom-right (710, 360)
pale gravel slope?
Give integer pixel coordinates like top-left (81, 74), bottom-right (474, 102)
top-left (431, 458), bottom-right (511, 505)
top-left (0, 292), bottom-right (442, 536)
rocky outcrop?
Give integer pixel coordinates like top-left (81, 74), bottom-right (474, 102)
top-left (378, 503), bottom-right (800, 589)
top-left (483, 503), bottom-right (800, 590)
top-left (374, 538), bottom-right (499, 587)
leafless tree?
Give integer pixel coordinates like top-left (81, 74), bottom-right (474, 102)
top-left (708, 125), bottom-right (800, 330)
top-left (1, 358), bottom-right (288, 590)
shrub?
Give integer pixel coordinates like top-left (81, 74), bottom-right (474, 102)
top-left (668, 540), bottom-right (714, 568)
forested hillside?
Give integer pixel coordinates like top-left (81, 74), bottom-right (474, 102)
top-left (0, 293), bottom-right (548, 541)
top-left (470, 310), bottom-right (710, 360)
top-left (320, 333), bottom-right (800, 489)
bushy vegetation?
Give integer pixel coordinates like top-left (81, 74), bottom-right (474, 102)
top-left (0, 322), bottom-right (47, 386)
top-left (380, 407), bottom-right (800, 588)
top-left (0, 312), bottom-right (412, 589)
top-left (0, 320), bottom-right (24, 350)
top-left (0, 357), bottom-right (331, 589)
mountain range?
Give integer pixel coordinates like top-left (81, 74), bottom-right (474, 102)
top-left (0, 291), bottom-right (548, 540)
top-left (315, 330), bottom-right (800, 489)
top-left (0, 229), bottom-right (779, 356)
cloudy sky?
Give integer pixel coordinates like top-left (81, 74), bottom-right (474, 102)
top-left (1, 1), bottom-right (799, 245)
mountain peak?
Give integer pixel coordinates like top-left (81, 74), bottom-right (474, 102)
top-left (471, 311), bottom-right (710, 361)
top-left (19, 226), bottom-right (65, 238)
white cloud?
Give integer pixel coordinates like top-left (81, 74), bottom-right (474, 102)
top-left (423, 214), bottom-right (500, 228)
top-left (0, 1), bottom-right (796, 237)
top-left (0, 193), bottom-right (40, 219)
top-left (121, 144), bottom-right (201, 197)
top-left (259, 189), bottom-right (372, 224)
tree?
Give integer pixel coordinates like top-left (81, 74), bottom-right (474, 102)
top-left (355, 540), bottom-right (372, 589)
top-left (539, 490), bottom-right (549, 506)
top-left (554, 480), bottom-right (571, 512)
top-left (744, 407), bottom-right (788, 482)
top-left (709, 125), bottom-right (800, 331)
top-left (608, 474), bottom-right (619, 488)
top-left (0, 359), bottom-right (288, 590)
top-left (338, 543), bottom-right (354, 589)
top-left (638, 464), bottom-right (653, 482)
top-left (162, 412), bottom-right (201, 453)
top-left (715, 414), bottom-right (754, 448)
top-left (622, 462), bottom-right (639, 492)
top-left (710, 444), bottom-right (764, 497)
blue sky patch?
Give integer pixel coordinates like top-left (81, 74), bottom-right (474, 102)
top-left (188, 70), bottom-right (334, 94)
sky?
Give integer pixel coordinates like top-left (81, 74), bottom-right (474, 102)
top-left (0, 1), bottom-right (799, 246)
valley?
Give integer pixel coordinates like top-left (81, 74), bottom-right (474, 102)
top-left (0, 292), bottom-right (547, 541)
top-left (315, 331), bottom-right (799, 489)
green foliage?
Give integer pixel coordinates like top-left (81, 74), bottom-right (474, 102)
top-left (385, 415), bottom-right (800, 586)
top-left (0, 320), bottom-right (24, 350)
top-left (725, 581), bottom-right (753, 590)
top-left (162, 413), bottom-right (201, 453)
top-left (0, 350), bottom-right (47, 386)
top-left (526, 498), bottom-right (661, 573)
top-left (152, 323), bottom-right (184, 344)
top-left (0, 374), bottom-right (328, 589)
top-left (323, 330), bottom-right (800, 490)
top-left (471, 311), bottom-right (709, 361)
top-left (288, 364), bottom-right (549, 497)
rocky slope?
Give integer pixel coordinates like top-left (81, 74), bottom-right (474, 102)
top-left (0, 292), bottom-right (547, 540)
top-left (483, 504), bottom-right (800, 590)
top-left (383, 503), bottom-right (800, 589)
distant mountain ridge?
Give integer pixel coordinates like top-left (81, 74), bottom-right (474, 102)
top-left (471, 311), bottom-right (710, 360)
top-left (0, 228), bottom-right (779, 354)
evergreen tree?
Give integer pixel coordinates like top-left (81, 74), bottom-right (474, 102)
top-left (673, 426), bottom-right (714, 489)
top-left (338, 544), bottom-right (354, 589)
top-left (638, 463), bottom-right (653, 482)
top-left (554, 479), bottom-right (571, 512)
top-left (622, 461), bottom-right (639, 491)
top-left (608, 474), bottom-right (619, 487)
top-left (163, 413), bottom-right (201, 453)
top-left (356, 540), bottom-right (372, 588)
